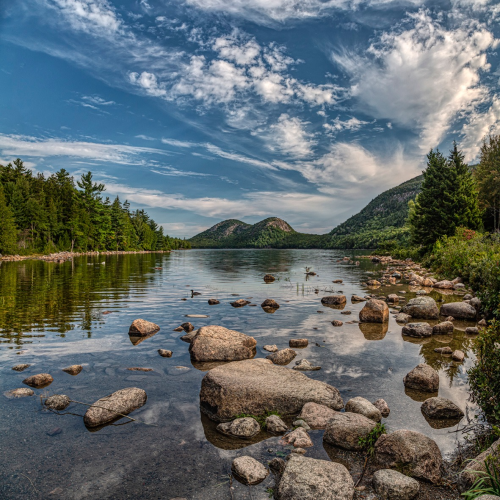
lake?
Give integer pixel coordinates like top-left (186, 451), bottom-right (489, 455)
top-left (0, 250), bottom-right (476, 499)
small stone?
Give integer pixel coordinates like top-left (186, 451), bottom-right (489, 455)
top-left (62, 365), bottom-right (82, 375)
top-left (340, 310), bottom-right (352, 315)
top-left (208, 299), bottom-right (220, 305)
top-left (45, 394), bottom-right (71, 411)
top-left (445, 316), bottom-right (455, 322)
top-left (5, 388), bottom-right (34, 398)
top-left (181, 322), bottom-right (194, 333)
top-left (396, 313), bottom-right (411, 324)
top-left (293, 359), bottom-right (321, 371)
top-left (289, 338), bottom-right (308, 348)
top-left (331, 320), bottom-right (343, 327)
top-left (293, 419), bottom-right (311, 430)
top-left (128, 319), bottom-right (160, 336)
top-left (403, 364), bottom-right (439, 393)
top-left (266, 348), bottom-right (297, 365)
top-left (421, 397), bottom-right (464, 419)
top-left (12, 364), bottom-right (31, 372)
top-left (232, 456), bottom-right (269, 485)
top-left (263, 345), bottom-right (278, 352)
top-left (23, 373), bottom-right (53, 388)
top-left (298, 402), bottom-right (338, 430)
top-left (230, 299), bottom-right (251, 307)
top-left (452, 350), bottom-right (465, 362)
top-left (333, 279), bottom-right (343, 283)
top-left (262, 299), bottom-right (280, 310)
top-left (351, 295), bottom-right (366, 302)
top-left (217, 417), bottom-right (260, 438)
top-left (372, 398), bottom-right (390, 418)
top-left (321, 295), bottom-right (346, 305)
top-left (269, 457), bottom-right (286, 475)
top-left (465, 327), bottom-right (479, 335)
top-left (434, 346), bottom-right (453, 354)
top-left (345, 397), bottom-right (382, 422)
top-left (291, 447), bottom-right (307, 455)
top-left (387, 294), bottom-right (400, 303)
top-left (432, 321), bottom-right (454, 334)
top-left (266, 415), bottom-right (288, 433)
top-left (478, 319), bottom-right (487, 327)
top-left (373, 469), bottom-right (420, 500)
top-left (158, 349), bottom-right (173, 357)
top-left (282, 427), bottom-right (313, 448)
top-left (173, 326), bottom-right (184, 332)
top-left (323, 412), bottom-right (377, 451)
top-left (263, 274), bottom-right (275, 282)
top-left (127, 367), bottom-right (153, 371)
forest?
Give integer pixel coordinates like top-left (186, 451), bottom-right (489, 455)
top-left (0, 159), bottom-right (190, 255)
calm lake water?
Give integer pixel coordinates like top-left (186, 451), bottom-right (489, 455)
top-left (0, 250), bottom-right (477, 499)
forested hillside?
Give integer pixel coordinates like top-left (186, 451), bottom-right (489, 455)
top-left (0, 159), bottom-right (189, 255)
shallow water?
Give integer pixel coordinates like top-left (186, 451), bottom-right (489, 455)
top-left (0, 250), bottom-right (476, 499)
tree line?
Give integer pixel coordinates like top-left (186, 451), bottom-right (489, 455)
top-left (0, 159), bottom-right (190, 254)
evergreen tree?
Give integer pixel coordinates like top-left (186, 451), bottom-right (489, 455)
top-left (0, 186), bottom-right (18, 254)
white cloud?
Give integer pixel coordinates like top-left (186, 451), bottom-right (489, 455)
top-left (204, 143), bottom-right (276, 170)
top-left (324, 116), bottom-right (370, 133)
top-left (161, 138), bottom-right (199, 148)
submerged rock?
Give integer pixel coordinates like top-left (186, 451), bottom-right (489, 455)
top-left (128, 319), bottom-right (160, 336)
top-left (266, 414), bottom-right (288, 433)
top-left (158, 349), bottom-right (173, 357)
top-left (83, 387), bottom-right (147, 428)
top-left (359, 299), bottom-right (389, 323)
top-left (372, 398), bottom-right (390, 418)
top-left (421, 397), bottom-right (464, 419)
top-left (263, 345), bottom-right (278, 352)
top-left (232, 456), bottom-right (269, 485)
top-left (434, 346), bottom-right (453, 354)
top-left (266, 348), bottom-right (297, 365)
top-left (323, 412), bottom-right (377, 451)
top-left (23, 373), bottom-right (53, 388)
top-left (12, 364), bottom-right (31, 372)
top-left (372, 469), bottom-right (420, 500)
top-left (217, 417), bottom-right (260, 438)
top-left (199, 358), bottom-right (343, 422)
top-left (440, 302), bottom-right (477, 320)
top-left (289, 338), bottom-right (308, 348)
top-left (5, 388), bottom-right (34, 398)
top-left (62, 365), bottom-right (83, 375)
top-left (45, 394), bottom-right (70, 411)
top-left (404, 364), bottom-right (439, 393)
top-left (298, 402), bottom-right (338, 429)
top-left (293, 359), bottom-right (321, 371)
top-left (345, 396), bottom-right (382, 422)
top-left (401, 296), bottom-right (439, 320)
top-left (402, 323), bottom-right (433, 338)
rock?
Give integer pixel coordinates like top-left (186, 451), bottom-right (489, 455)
top-left (452, 350), bottom-right (465, 362)
top-left (323, 412), bottom-right (377, 451)
top-left (396, 313), bottom-right (412, 324)
top-left (45, 394), bottom-right (70, 411)
top-left (421, 397), bottom-right (464, 419)
top-left (465, 327), bottom-right (479, 335)
top-left (402, 323), bottom-right (433, 338)
top-left (185, 314), bottom-right (209, 318)
top-left (470, 297), bottom-right (481, 311)
top-left (478, 319), bottom-right (487, 327)
top-left (345, 396), bottom-right (382, 422)
top-left (422, 278), bottom-right (434, 287)
top-left (5, 388), bottom-right (34, 398)
top-left (403, 364), bottom-right (439, 393)
top-left (208, 299), bottom-right (220, 305)
top-left (298, 402), bottom-right (337, 429)
top-left (263, 345), bottom-right (278, 352)
top-left (266, 415), bottom-right (288, 433)
top-left (293, 419), bottom-right (311, 430)
top-left (387, 294), bottom-right (400, 303)
top-left (180, 330), bottom-right (197, 343)
top-left (434, 346), bottom-right (453, 354)
top-left (367, 280), bottom-right (381, 286)
top-left (173, 326), bottom-right (184, 332)
top-left (445, 316), bottom-right (455, 322)
top-left (277, 455), bottom-right (354, 500)
top-left (231, 456), bottom-right (269, 485)
top-left (321, 295), bottom-right (346, 305)
top-left (199, 358), bottom-right (344, 422)
top-left (12, 364), bottom-right (30, 372)
top-left (374, 429), bottom-right (442, 483)
top-left (474, 496), bottom-right (500, 500)
top-left (158, 349), bottom-right (173, 357)
top-left (282, 427), bottom-right (313, 448)
top-left (264, 274), bottom-right (275, 282)
top-left (341, 310), bottom-right (352, 315)
top-left (440, 301), bottom-right (477, 320)
top-left (262, 299), bottom-right (280, 310)
top-left (293, 359), bottom-right (321, 371)
top-left (372, 469), bottom-right (420, 500)
top-left (266, 348), bottom-right (297, 365)
top-left (181, 322), bottom-right (194, 333)
top-left (62, 365), bottom-right (82, 375)
top-left (128, 319), bottom-right (160, 336)
top-left (217, 417), bottom-right (260, 438)
top-left (433, 280), bottom-right (454, 289)
top-left (401, 297), bottom-right (439, 319)
top-left (432, 321), bottom-right (454, 334)
top-left (127, 367), bottom-right (153, 372)
top-left (22, 373), bottom-right (53, 388)
top-left (461, 439), bottom-right (500, 489)
top-left (291, 447), bottom-right (307, 455)
top-left (269, 457), bottom-right (286, 475)
top-left (359, 299), bottom-right (389, 323)
top-left (351, 295), bottom-right (366, 302)
top-left (230, 299), bottom-right (251, 307)
top-left (289, 338), bottom-right (308, 348)
top-left (454, 283), bottom-right (466, 290)
top-left (83, 387), bottom-right (147, 428)
top-left (189, 325), bottom-right (257, 362)
top-left (333, 279), bottom-right (343, 283)
top-left (463, 294), bottom-right (473, 300)
top-left (373, 399), bottom-right (390, 418)
top-left (331, 320), bottom-right (343, 327)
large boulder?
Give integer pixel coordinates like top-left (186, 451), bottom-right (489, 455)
top-left (402, 323), bottom-right (433, 338)
top-left (461, 439), bottom-right (500, 490)
top-left (404, 364), bottom-right (439, 393)
top-left (372, 469), bottom-right (420, 500)
top-left (199, 358), bottom-right (343, 422)
top-left (359, 299), bottom-right (389, 323)
top-left (345, 396), bottom-right (382, 422)
top-left (128, 319), bottom-right (160, 336)
top-left (298, 402), bottom-right (338, 429)
top-left (421, 397), bottom-right (464, 419)
top-left (321, 295), bottom-right (346, 305)
top-left (440, 301), bottom-right (477, 320)
top-left (232, 456), bottom-right (269, 485)
top-left (276, 455), bottom-right (354, 500)
top-left (323, 412), bottom-right (377, 451)
top-left (217, 417), bottom-right (260, 438)
top-left (401, 297), bottom-right (439, 320)
top-left (83, 387), bottom-right (147, 428)
top-left (189, 325), bottom-right (257, 362)
top-left (374, 430), bottom-right (442, 483)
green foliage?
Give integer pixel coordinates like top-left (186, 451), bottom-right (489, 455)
top-left (358, 423), bottom-right (386, 456)
top-left (0, 159), bottom-right (189, 254)
top-left (467, 321), bottom-right (500, 425)
top-left (463, 458), bottom-right (500, 499)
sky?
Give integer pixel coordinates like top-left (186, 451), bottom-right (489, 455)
top-left (1, 0), bottom-right (499, 237)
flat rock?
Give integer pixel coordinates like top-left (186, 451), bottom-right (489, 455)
top-left (276, 455), bottom-right (354, 500)
top-left (432, 321), bottom-right (454, 334)
top-left (266, 414), bottom-right (288, 433)
top-left (401, 297), bottom-right (439, 320)
top-left (45, 394), bottom-right (70, 411)
top-left (22, 373), bottom-right (53, 388)
top-left (5, 388), bottom-right (34, 398)
top-left (298, 402), bottom-right (338, 429)
top-left (373, 398), bottom-right (390, 418)
top-left (402, 323), bottom-right (433, 338)
top-left (62, 365), bottom-right (82, 375)
top-left (440, 301), bottom-right (477, 320)
top-left (403, 364), bottom-right (439, 393)
top-left (345, 396), bottom-right (382, 422)
top-left (266, 348), bottom-right (297, 365)
top-left (372, 469), bottom-right (420, 500)
top-left (359, 299), bottom-right (389, 323)
top-left (158, 349), bottom-right (173, 357)
top-left (263, 345), bottom-right (278, 352)
top-left (396, 313), bottom-right (411, 324)
top-left (231, 456), bottom-right (269, 485)
top-left (321, 295), bottom-right (346, 305)
top-left (434, 346), bottom-right (452, 354)
top-left (217, 417), bottom-right (260, 438)
top-left (12, 364), bottom-right (30, 372)
top-left (199, 358), bottom-right (344, 422)
top-left (83, 387), bottom-right (147, 428)
top-left (128, 319), bottom-right (160, 336)
top-left (323, 412), bottom-right (377, 451)
top-left (189, 325), bottom-right (257, 362)
top-left (185, 314), bottom-right (209, 318)
top-left (374, 429), bottom-right (442, 483)
top-left (289, 338), bottom-right (308, 348)
top-left (230, 299), bottom-right (251, 307)
top-left (293, 359), bottom-right (321, 371)
top-left (262, 299), bottom-right (280, 309)
top-left (351, 295), bottom-right (366, 302)
top-left (281, 427), bottom-right (313, 448)
top-left (421, 397), bottom-right (464, 419)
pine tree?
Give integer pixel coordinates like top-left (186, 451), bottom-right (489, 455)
top-left (0, 186), bottom-right (18, 254)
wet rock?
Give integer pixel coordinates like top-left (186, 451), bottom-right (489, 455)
top-left (298, 402), bottom-right (337, 429)
top-left (372, 469), bottom-right (420, 500)
top-left (293, 419), bottom-right (311, 430)
top-left (232, 456), bottom-right (269, 485)
top-left (333, 279), bottom-right (343, 283)
top-left (180, 330), bottom-right (197, 343)
top-left (465, 327), bottom-right (479, 335)
top-left (345, 396), bottom-right (382, 422)
top-left (264, 274), bottom-right (276, 282)
top-left (199, 358), bottom-right (344, 422)
top-left (478, 319), bottom-right (487, 327)
top-left (433, 280), bottom-right (454, 289)
top-left (217, 417), bottom-right (260, 438)
top-left (12, 364), bottom-right (31, 372)
top-left (341, 310), bottom-right (352, 315)
top-left (421, 397), bottom-right (464, 419)
top-left (189, 325), bottom-right (257, 362)
top-left (331, 320), bottom-right (343, 327)
top-left (359, 299), bottom-right (389, 323)
top-left (127, 367), bottom-right (153, 371)
top-left (266, 415), bottom-right (288, 433)
top-left (128, 319), bottom-right (160, 336)
top-left (461, 439), bottom-right (500, 489)
top-left (208, 299), bottom-right (220, 305)
top-left (262, 299), bottom-right (280, 310)
top-left (230, 299), bottom-right (251, 307)
top-left (445, 316), bottom-right (455, 322)
top-left (263, 345), bottom-right (278, 352)
top-left (401, 296), bottom-right (439, 319)
top-left (62, 365), bottom-right (82, 375)
top-left (293, 359), bottom-right (321, 371)
top-left (83, 387), bottom-right (147, 428)
top-left (402, 322), bottom-right (433, 338)
top-left (291, 447), bottom-right (307, 455)
top-left (321, 295), bottom-right (346, 306)
top-left (434, 346), bottom-right (453, 354)
top-left (266, 348), bottom-right (297, 365)
top-left (269, 457), bottom-right (286, 475)
top-left (5, 388), bottom-right (34, 398)
top-left (367, 279), bottom-right (381, 286)
top-left (432, 321), bottom-right (454, 334)
top-left (282, 427), bottom-right (313, 448)
top-left (403, 364), bottom-right (439, 393)
top-left (173, 326), bottom-right (184, 332)
top-left (387, 294), bottom-right (400, 303)
top-left (351, 295), bottom-right (366, 302)
top-left (396, 313), bottom-right (411, 324)
top-left (452, 350), bottom-right (465, 362)
top-left (158, 349), bottom-right (173, 357)
top-left (45, 394), bottom-right (70, 411)
top-left (374, 429), bottom-right (442, 483)
top-left (181, 322), bottom-right (194, 333)
top-left (23, 373), bottom-right (53, 388)
top-left (373, 399), bottom-right (390, 418)
top-left (440, 302), bottom-right (477, 320)
top-left (323, 412), bottom-right (377, 451)
top-left (277, 455), bottom-right (354, 500)
top-left (289, 338), bottom-right (308, 348)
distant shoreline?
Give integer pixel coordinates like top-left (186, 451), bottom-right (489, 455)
top-left (0, 250), bottom-right (177, 263)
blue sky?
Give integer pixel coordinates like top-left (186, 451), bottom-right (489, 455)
top-left (1, 0), bottom-right (499, 237)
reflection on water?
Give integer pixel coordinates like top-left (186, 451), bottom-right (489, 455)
top-left (0, 250), bottom-right (479, 499)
